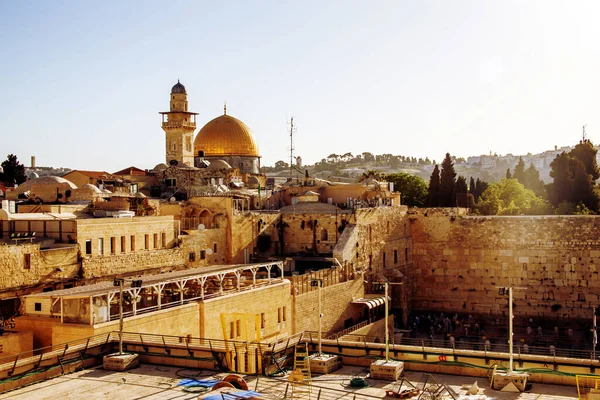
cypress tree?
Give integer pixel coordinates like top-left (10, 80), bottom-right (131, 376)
top-left (427, 165), bottom-right (440, 207)
top-left (513, 157), bottom-right (526, 184)
top-left (439, 153), bottom-right (457, 207)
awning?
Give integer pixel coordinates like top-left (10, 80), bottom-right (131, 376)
top-left (352, 296), bottom-right (390, 309)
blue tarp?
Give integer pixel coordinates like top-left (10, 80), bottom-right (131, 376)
top-left (177, 379), bottom-right (221, 388)
top-left (203, 390), bottom-right (261, 400)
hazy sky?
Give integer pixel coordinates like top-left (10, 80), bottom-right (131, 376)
top-left (1, 1), bottom-right (599, 171)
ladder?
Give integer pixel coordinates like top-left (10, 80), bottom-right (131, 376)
top-left (291, 343), bottom-right (311, 398)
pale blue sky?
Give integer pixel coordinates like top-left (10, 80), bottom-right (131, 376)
top-left (1, 1), bottom-right (599, 171)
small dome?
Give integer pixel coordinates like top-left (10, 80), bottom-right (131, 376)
top-left (194, 114), bottom-right (259, 157)
top-left (207, 160), bottom-right (232, 170)
top-left (27, 171), bottom-right (39, 179)
top-left (78, 184), bottom-right (102, 194)
top-left (171, 80), bottom-right (186, 94)
top-left (153, 163), bottom-right (168, 171)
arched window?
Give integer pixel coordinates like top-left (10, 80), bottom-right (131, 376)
top-left (321, 229), bottom-right (328, 241)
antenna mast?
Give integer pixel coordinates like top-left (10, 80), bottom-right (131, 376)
top-left (289, 117), bottom-right (295, 180)
top-left (583, 124), bottom-right (588, 142)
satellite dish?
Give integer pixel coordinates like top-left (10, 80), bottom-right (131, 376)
top-left (169, 197), bottom-right (176, 202)
top-left (206, 248), bottom-right (213, 255)
top-left (169, 159), bottom-right (179, 166)
top-left (197, 224), bottom-right (205, 230)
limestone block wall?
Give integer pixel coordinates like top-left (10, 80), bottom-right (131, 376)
top-left (75, 216), bottom-right (177, 257)
top-left (0, 331), bottom-right (33, 357)
top-left (181, 228), bottom-right (227, 266)
top-left (0, 244), bottom-right (79, 292)
top-left (281, 213), bottom-right (344, 255)
top-left (81, 248), bottom-right (183, 278)
top-left (200, 281), bottom-right (291, 341)
top-left (411, 213), bottom-right (600, 319)
top-left (230, 212), bottom-right (280, 263)
top-left (293, 277), bottom-right (364, 334)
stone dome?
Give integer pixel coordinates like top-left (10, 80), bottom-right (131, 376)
top-left (16, 176), bottom-right (77, 193)
top-left (171, 80), bottom-right (186, 94)
top-left (153, 163), bottom-right (168, 171)
top-left (207, 160), bottom-right (232, 170)
top-left (194, 114), bottom-right (259, 157)
top-left (27, 171), bottom-right (39, 179)
top-left (78, 183), bottom-right (102, 194)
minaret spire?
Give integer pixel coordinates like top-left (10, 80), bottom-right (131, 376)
top-left (224, 101), bottom-right (227, 115)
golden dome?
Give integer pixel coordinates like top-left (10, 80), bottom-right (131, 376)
top-left (194, 114), bottom-right (259, 157)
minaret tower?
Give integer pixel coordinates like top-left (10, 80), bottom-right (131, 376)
top-left (159, 80), bottom-right (198, 166)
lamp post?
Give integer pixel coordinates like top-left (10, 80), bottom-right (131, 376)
top-left (311, 279), bottom-right (323, 355)
top-left (498, 286), bottom-right (526, 373)
top-left (113, 278), bottom-right (143, 355)
top-left (374, 281), bottom-right (403, 361)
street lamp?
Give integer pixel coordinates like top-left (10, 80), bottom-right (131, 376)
top-left (498, 286), bottom-right (526, 373)
top-left (373, 281), bottom-right (403, 361)
top-left (113, 278), bottom-right (143, 355)
top-left (311, 279), bottom-right (323, 355)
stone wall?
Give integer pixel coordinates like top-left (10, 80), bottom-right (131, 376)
top-left (200, 281), bottom-right (291, 341)
top-left (81, 248), bottom-right (183, 278)
top-left (0, 244), bottom-right (79, 293)
top-left (293, 277), bottom-right (364, 334)
top-left (411, 212), bottom-right (600, 319)
top-left (281, 212), bottom-right (345, 255)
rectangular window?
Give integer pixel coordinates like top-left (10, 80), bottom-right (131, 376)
top-left (236, 320), bottom-right (241, 337)
top-left (166, 178), bottom-right (177, 187)
top-left (98, 238), bottom-right (104, 255)
top-left (394, 250), bottom-right (398, 264)
top-left (282, 306), bottom-right (287, 322)
top-left (153, 233), bottom-right (158, 249)
top-left (110, 237), bottom-right (116, 254)
top-left (229, 321), bottom-right (235, 339)
top-left (34, 302), bottom-right (42, 312)
top-left (130, 183), bottom-right (138, 194)
top-left (121, 236), bottom-right (126, 253)
top-left (383, 252), bottom-right (386, 267)
top-left (277, 308), bottom-right (282, 324)
top-left (186, 137), bottom-right (192, 152)
top-left (144, 234), bottom-right (149, 250)
top-left (213, 243), bottom-right (218, 253)
top-left (24, 253), bottom-right (31, 269)
top-left (200, 250), bottom-right (206, 259)
top-left (162, 232), bottom-right (167, 248)
top-left (189, 252), bottom-right (196, 262)
top-left (130, 235), bottom-right (135, 252)
top-left (85, 240), bottom-right (92, 255)
top-left (369, 254), bottom-right (372, 268)
top-left (260, 312), bottom-right (265, 329)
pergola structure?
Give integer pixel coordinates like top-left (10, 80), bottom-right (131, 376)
top-left (24, 262), bottom-right (284, 325)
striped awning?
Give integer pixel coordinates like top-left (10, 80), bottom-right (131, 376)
top-left (351, 296), bottom-right (390, 309)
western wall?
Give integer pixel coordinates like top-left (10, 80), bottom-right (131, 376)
top-left (409, 208), bottom-right (600, 321)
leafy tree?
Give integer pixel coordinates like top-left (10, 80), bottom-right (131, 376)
top-left (570, 140), bottom-right (600, 181)
top-left (390, 156), bottom-right (400, 169)
top-left (513, 157), bottom-right (526, 184)
top-left (524, 163), bottom-right (546, 198)
top-left (360, 169), bottom-right (383, 181)
top-left (506, 169), bottom-right (512, 179)
top-left (274, 160), bottom-right (289, 171)
top-left (386, 173), bottom-right (428, 207)
top-left (0, 154), bottom-right (26, 185)
top-left (455, 175), bottom-right (471, 208)
top-left (427, 165), bottom-right (440, 207)
top-left (477, 178), bottom-right (550, 215)
top-left (547, 145), bottom-right (600, 213)
top-left (362, 152), bottom-right (375, 162)
top-left (438, 153), bottom-right (456, 207)
top-left (473, 178), bottom-right (489, 203)
top-left (327, 154), bottom-right (339, 163)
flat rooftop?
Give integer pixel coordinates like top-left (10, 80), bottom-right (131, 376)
top-left (0, 364), bottom-right (580, 400)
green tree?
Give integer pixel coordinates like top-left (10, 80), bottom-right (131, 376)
top-left (0, 154), bottom-right (26, 185)
top-left (477, 178), bottom-right (550, 215)
top-left (438, 153), bottom-right (456, 207)
top-left (360, 169), bottom-right (383, 181)
top-left (362, 152), bottom-right (375, 162)
top-left (469, 177), bottom-right (476, 196)
top-left (473, 178), bottom-right (489, 203)
top-left (524, 163), bottom-right (546, 197)
top-left (513, 157), bottom-right (526, 184)
top-left (506, 169), bottom-right (512, 179)
top-left (274, 160), bottom-right (289, 171)
top-left (547, 147), bottom-right (600, 212)
top-left (427, 165), bottom-right (440, 207)
top-left (386, 173), bottom-right (428, 207)
top-left (455, 175), bottom-right (471, 208)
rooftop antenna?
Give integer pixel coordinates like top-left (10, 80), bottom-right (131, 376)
top-left (224, 101), bottom-right (227, 115)
top-left (582, 124), bottom-right (588, 142)
top-left (288, 117), bottom-right (296, 180)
